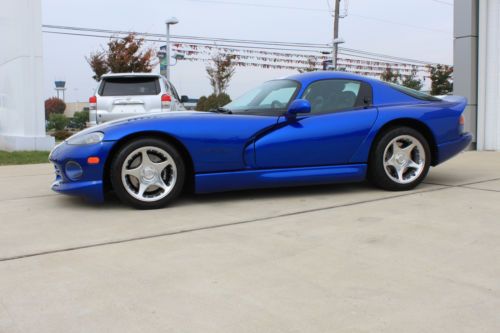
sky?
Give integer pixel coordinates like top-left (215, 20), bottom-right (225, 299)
top-left (41, 0), bottom-right (453, 103)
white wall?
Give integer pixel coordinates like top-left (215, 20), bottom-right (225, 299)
top-left (454, 0), bottom-right (478, 145)
top-left (0, 0), bottom-right (54, 151)
top-left (477, 0), bottom-right (500, 151)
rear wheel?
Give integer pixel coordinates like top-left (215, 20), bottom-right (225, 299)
top-left (369, 127), bottom-right (430, 191)
top-left (110, 138), bottom-right (185, 209)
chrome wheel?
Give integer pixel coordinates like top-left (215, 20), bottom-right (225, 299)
top-left (382, 135), bottom-right (426, 184)
top-left (121, 146), bottom-right (177, 202)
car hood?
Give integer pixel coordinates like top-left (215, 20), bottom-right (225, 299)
top-left (69, 110), bottom-right (280, 144)
top-left (99, 111), bottom-right (206, 130)
top-left (68, 111), bottom-right (210, 139)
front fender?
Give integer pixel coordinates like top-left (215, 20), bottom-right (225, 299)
top-left (101, 113), bottom-right (278, 173)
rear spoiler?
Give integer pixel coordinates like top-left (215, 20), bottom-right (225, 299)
top-left (436, 95), bottom-right (467, 112)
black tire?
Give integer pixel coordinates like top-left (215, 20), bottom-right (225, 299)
top-left (368, 126), bottom-right (431, 191)
top-left (110, 138), bottom-right (186, 209)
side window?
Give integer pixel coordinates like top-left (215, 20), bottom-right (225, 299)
top-left (302, 79), bottom-right (372, 114)
top-left (163, 79), bottom-right (171, 93)
top-left (170, 83), bottom-right (181, 102)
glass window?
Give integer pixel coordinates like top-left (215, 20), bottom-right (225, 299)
top-left (386, 82), bottom-right (441, 101)
top-left (302, 79), bottom-right (364, 114)
top-left (259, 87), bottom-right (298, 107)
top-left (166, 80), bottom-right (181, 101)
top-left (225, 80), bottom-right (299, 114)
top-left (100, 77), bottom-right (160, 96)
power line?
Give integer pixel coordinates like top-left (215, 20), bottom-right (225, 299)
top-left (42, 24), bottom-right (439, 65)
top-left (187, 0), bottom-right (452, 34)
top-left (42, 30), bottom-right (432, 74)
top-left (348, 13), bottom-right (451, 34)
top-left (430, 0), bottom-right (453, 6)
top-left (42, 30), bottom-right (332, 53)
top-left (188, 0), bottom-right (328, 12)
top-left (43, 24), bottom-right (332, 49)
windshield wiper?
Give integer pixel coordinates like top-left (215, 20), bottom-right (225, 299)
top-left (208, 107), bottom-right (232, 114)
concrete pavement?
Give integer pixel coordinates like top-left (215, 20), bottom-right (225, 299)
top-left (0, 151), bottom-right (499, 332)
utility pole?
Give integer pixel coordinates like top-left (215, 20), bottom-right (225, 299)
top-left (330, 0), bottom-right (346, 70)
top-left (332, 0), bottom-right (340, 70)
top-left (332, 0), bottom-right (341, 70)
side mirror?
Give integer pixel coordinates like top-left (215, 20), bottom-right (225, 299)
top-left (286, 99), bottom-right (311, 118)
top-left (180, 95), bottom-right (189, 103)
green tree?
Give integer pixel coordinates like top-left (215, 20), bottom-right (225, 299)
top-left (401, 70), bottom-right (423, 91)
top-left (44, 97), bottom-right (66, 119)
top-left (86, 33), bottom-right (156, 81)
top-left (380, 67), bottom-right (401, 84)
top-left (428, 64), bottom-right (453, 95)
top-left (206, 53), bottom-right (237, 95)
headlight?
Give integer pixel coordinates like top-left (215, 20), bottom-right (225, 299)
top-left (66, 132), bottom-right (104, 145)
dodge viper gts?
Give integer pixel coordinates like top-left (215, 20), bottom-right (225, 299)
top-left (49, 72), bottom-right (472, 209)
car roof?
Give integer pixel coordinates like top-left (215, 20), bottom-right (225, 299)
top-left (285, 71), bottom-right (381, 85)
top-left (101, 72), bottom-right (162, 78)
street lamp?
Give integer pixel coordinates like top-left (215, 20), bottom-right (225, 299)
top-left (165, 17), bottom-right (179, 81)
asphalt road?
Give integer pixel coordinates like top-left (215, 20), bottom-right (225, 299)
top-left (0, 151), bottom-right (499, 332)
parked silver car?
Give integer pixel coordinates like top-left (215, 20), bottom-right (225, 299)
top-left (89, 73), bottom-right (187, 125)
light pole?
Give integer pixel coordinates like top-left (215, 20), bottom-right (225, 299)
top-left (165, 17), bottom-right (179, 81)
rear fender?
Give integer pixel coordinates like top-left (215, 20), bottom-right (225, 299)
top-left (350, 98), bottom-right (467, 164)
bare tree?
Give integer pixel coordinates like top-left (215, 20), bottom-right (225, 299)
top-left (380, 67), bottom-right (401, 84)
top-left (298, 57), bottom-right (319, 73)
top-left (206, 53), bottom-right (237, 95)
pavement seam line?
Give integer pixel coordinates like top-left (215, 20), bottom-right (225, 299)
top-left (0, 185), bottom-right (449, 263)
top-left (424, 177), bottom-right (500, 193)
top-left (0, 193), bottom-right (58, 202)
top-left (460, 186), bottom-right (500, 193)
top-left (0, 173), bottom-right (53, 179)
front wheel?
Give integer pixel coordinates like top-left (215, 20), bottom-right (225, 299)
top-left (369, 127), bottom-right (430, 191)
top-left (110, 138), bottom-right (185, 209)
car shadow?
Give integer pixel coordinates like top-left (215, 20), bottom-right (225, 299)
top-left (58, 181), bottom-right (377, 210)
top-left (183, 181), bottom-right (375, 205)
top-left (58, 167), bottom-right (460, 210)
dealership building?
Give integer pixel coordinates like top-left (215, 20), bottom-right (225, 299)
top-left (455, 0), bottom-right (500, 150)
top-left (0, 0), bottom-right (499, 151)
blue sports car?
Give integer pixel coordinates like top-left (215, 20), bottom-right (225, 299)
top-left (49, 72), bottom-right (472, 209)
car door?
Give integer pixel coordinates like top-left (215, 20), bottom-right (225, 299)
top-left (254, 79), bottom-right (378, 168)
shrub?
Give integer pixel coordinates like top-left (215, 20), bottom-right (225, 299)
top-left (69, 110), bottom-right (89, 130)
top-left (216, 92), bottom-right (231, 107)
top-left (196, 96), bottom-right (208, 111)
top-left (47, 114), bottom-right (69, 131)
top-left (196, 93), bottom-right (231, 111)
top-left (44, 97), bottom-right (66, 119)
top-left (52, 130), bottom-right (73, 141)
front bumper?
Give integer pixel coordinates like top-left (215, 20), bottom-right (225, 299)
top-left (436, 132), bottom-right (473, 165)
top-left (49, 141), bottom-right (115, 203)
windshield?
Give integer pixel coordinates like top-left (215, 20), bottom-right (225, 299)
top-left (224, 80), bottom-right (299, 115)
